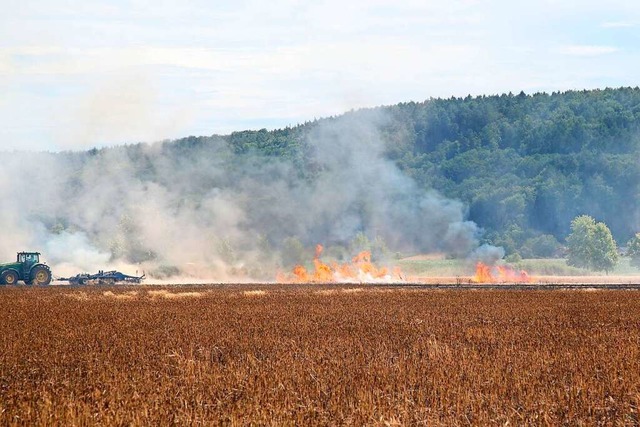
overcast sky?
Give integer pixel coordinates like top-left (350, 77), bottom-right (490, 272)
top-left (1, 0), bottom-right (640, 151)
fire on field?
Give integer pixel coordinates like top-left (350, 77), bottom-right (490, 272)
top-left (276, 244), bottom-right (404, 283)
top-left (472, 262), bottom-right (532, 283)
top-left (274, 244), bottom-right (535, 284)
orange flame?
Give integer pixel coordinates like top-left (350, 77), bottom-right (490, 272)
top-left (473, 262), bottom-right (532, 283)
top-left (278, 245), bottom-right (403, 283)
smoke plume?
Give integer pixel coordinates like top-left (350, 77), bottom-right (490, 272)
top-left (0, 109), bottom-right (490, 280)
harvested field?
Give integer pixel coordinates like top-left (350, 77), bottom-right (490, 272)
top-left (0, 285), bottom-right (639, 425)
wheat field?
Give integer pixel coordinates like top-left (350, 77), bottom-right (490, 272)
top-left (0, 286), bottom-right (638, 425)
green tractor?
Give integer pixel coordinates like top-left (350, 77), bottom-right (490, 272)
top-left (0, 252), bottom-right (52, 285)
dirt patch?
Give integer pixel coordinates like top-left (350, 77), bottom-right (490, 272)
top-left (315, 289), bottom-right (338, 296)
top-left (65, 291), bottom-right (90, 301)
top-left (103, 290), bottom-right (139, 300)
top-left (342, 288), bottom-right (364, 293)
top-left (242, 290), bottom-right (267, 297)
top-left (148, 290), bottom-right (205, 299)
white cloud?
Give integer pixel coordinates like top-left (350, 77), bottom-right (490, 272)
top-left (601, 21), bottom-right (637, 28)
top-left (555, 45), bottom-right (621, 56)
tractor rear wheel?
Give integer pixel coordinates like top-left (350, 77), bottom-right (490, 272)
top-left (1, 270), bottom-right (19, 285)
top-left (30, 266), bottom-right (52, 286)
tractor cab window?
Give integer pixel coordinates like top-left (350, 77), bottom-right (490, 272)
top-left (18, 253), bottom-right (38, 263)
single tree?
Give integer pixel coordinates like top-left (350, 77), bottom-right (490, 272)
top-left (589, 222), bottom-right (618, 273)
top-left (566, 215), bottom-right (596, 269)
top-left (566, 215), bottom-right (618, 272)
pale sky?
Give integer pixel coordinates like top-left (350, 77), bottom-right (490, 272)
top-left (1, 0), bottom-right (639, 151)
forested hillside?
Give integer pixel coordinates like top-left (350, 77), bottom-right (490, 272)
top-left (212, 87), bottom-right (640, 257)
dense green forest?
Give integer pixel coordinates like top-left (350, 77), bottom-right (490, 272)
top-left (197, 87), bottom-right (640, 257)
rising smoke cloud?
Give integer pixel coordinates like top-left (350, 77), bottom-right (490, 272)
top-left (0, 109), bottom-right (489, 280)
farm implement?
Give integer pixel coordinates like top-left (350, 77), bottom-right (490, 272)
top-left (58, 270), bottom-right (145, 285)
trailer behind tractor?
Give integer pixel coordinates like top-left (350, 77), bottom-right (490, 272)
top-left (58, 270), bottom-right (145, 285)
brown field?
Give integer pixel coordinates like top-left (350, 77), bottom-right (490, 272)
top-left (1, 285), bottom-right (639, 425)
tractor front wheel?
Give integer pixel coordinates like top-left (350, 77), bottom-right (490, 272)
top-left (1, 270), bottom-right (19, 285)
top-left (30, 266), bottom-right (52, 286)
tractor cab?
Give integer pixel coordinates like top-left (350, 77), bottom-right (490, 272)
top-left (17, 252), bottom-right (40, 265)
top-left (17, 252), bottom-right (41, 278)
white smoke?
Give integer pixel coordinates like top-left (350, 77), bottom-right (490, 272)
top-left (45, 231), bottom-right (111, 274)
top-left (469, 244), bottom-right (505, 265)
top-left (0, 109), bottom-right (495, 280)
